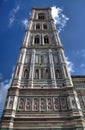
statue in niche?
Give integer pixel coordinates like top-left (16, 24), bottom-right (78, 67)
top-left (24, 68), bottom-right (29, 78)
top-left (35, 69), bottom-right (39, 79)
top-left (72, 99), bottom-right (76, 108)
top-left (56, 69), bottom-right (60, 79)
top-left (8, 97), bottom-right (13, 109)
top-left (46, 69), bottom-right (49, 78)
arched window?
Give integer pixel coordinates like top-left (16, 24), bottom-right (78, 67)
top-left (35, 69), bottom-right (39, 79)
top-left (34, 35), bottom-right (40, 44)
top-left (24, 69), bottom-right (29, 78)
top-left (44, 35), bottom-right (49, 44)
top-left (38, 13), bottom-right (45, 20)
top-left (55, 69), bottom-right (61, 79)
top-left (36, 23), bottom-right (40, 30)
top-left (43, 24), bottom-right (47, 30)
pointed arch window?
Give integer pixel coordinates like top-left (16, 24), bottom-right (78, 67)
top-left (44, 35), bottom-right (49, 44)
top-left (34, 35), bottom-right (40, 44)
top-left (36, 23), bottom-right (40, 30)
top-left (38, 13), bottom-right (45, 20)
top-left (43, 24), bottom-right (47, 30)
top-left (23, 69), bottom-right (29, 78)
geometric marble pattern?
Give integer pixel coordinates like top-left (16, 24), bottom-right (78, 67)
top-left (16, 96), bottom-right (76, 112)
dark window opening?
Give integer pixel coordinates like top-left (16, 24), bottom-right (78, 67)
top-left (44, 36), bottom-right (49, 44)
top-left (36, 24), bottom-right (40, 29)
top-left (24, 69), bottom-right (29, 78)
top-left (38, 13), bottom-right (45, 20)
top-left (43, 24), bottom-right (47, 29)
top-left (35, 69), bottom-right (39, 79)
top-left (35, 36), bottom-right (40, 44)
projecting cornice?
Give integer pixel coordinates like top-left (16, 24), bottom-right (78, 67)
top-left (71, 75), bottom-right (85, 84)
top-left (20, 45), bottom-right (63, 50)
top-left (32, 7), bottom-right (51, 11)
top-left (71, 75), bottom-right (85, 78)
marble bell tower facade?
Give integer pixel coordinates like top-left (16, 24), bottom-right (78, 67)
top-left (0, 7), bottom-right (85, 130)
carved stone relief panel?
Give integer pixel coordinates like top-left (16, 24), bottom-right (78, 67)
top-left (18, 97), bottom-right (25, 111)
top-left (7, 96), bottom-right (14, 109)
top-left (67, 96), bottom-right (77, 110)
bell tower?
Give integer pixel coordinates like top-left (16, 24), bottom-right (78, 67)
top-left (0, 7), bottom-right (85, 130)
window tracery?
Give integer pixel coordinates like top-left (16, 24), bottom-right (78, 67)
top-left (23, 68), bottom-right (29, 78)
top-left (34, 35), bottom-right (40, 44)
top-left (44, 35), bottom-right (49, 44)
top-left (36, 23), bottom-right (40, 29)
top-left (43, 24), bottom-right (47, 29)
top-left (38, 13), bottom-right (45, 20)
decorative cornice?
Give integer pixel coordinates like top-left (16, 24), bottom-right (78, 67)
top-left (29, 18), bottom-right (54, 22)
top-left (71, 75), bottom-right (85, 78)
top-left (20, 45), bottom-right (63, 50)
top-left (32, 7), bottom-right (51, 11)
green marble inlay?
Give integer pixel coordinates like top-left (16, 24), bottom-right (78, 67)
top-left (0, 128), bottom-right (13, 130)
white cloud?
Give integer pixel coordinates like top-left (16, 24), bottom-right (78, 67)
top-left (0, 80), bottom-right (11, 117)
top-left (80, 63), bottom-right (85, 68)
top-left (51, 6), bottom-right (69, 33)
top-left (66, 57), bottom-right (74, 73)
top-left (22, 19), bottom-right (28, 28)
top-left (9, 5), bottom-right (20, 26)
top-left (0, 70), bottom-right (14, 117)
top-left (9, 16), bottom-right (15, 25)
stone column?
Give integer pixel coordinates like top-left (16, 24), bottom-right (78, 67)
top-left (29, 49), bottom-right (35, 88)
top-left (49, 49), bottom-right (57, 88)
top-left (15, 48), bottom-right (26, 88)
top-left (58, 49), bottom-right (73, 87)
top-left (8, 89), bottom-right (19, 129)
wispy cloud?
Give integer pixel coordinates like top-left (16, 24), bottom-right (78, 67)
top-left (66, 57), bottom-right (74, 73)
top-left (0, 80), bottom-right (11, 117)
top-left (74, 49), bottom-right (85, 58)
top-left (21, 18), bottom-right (28, 28)
top-left (9, 5), bottom-right (20, 26)
top-left (0, 70), bottom-right (14, 117)
top-left (51, 6), bottom-right (69, 33)
top-left (80, 63), bottom-right (85, 68)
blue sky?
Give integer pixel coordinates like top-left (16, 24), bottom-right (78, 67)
top-left (0, 0), bottom-right (85, 117)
